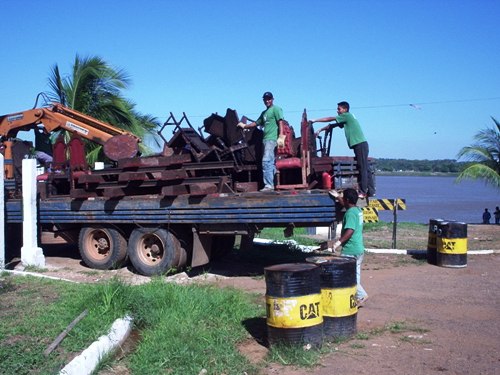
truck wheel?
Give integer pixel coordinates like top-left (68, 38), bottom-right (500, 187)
top-left (127, 227), bottom-right (182, 276)
top-left (79, 226), bottom-right (127, 270)
top-left (210, 235), bottom-right (236, 260)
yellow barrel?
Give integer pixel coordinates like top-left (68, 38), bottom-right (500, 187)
top-left (306, 255), bottom-right (357, 340)
top-left (427, 218), bottom-right (444, 265)
top-left (437, 221), bottom-right (467, 268)
top-left (265, 263), bottom-right (323, 348)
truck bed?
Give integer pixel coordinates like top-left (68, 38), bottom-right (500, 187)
top-left (6, 189), bottom-right (335, 227)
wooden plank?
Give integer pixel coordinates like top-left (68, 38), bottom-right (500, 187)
top-left (44, 310), bottom-right (88, 356)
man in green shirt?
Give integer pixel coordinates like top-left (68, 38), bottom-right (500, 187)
top-left (331, 188), bottom-right (368, 306)
top-left (238, 92), bottom-right (285, 191)
top-left (310, 101), bottom-right (375, 199)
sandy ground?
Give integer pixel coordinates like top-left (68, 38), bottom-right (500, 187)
top-left (7, 225), bottom-right (500, 375)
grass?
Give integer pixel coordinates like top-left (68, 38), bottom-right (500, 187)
top-left (0, 275), bottom-right (124, 375)
top-left (0, 275), bottom-right (267, 375)
top-left (363, 222), bottom-right (429, 249)
top-left (267, 342), bottom-right (323, 367)
top-left (122, 279), bottom-right (263, 374)
top-left (348, 320), bottom-right (431, 351)
top-left (258, 222), bottom-right (430, 251)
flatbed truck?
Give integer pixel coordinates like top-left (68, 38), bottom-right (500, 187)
top-left (1, 102), bottom-right (363, 276)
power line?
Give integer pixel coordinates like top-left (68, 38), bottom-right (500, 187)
top-left (156, 96), bottom-right (500, 120)
top-left (305, 96), bottom-right (500, 113)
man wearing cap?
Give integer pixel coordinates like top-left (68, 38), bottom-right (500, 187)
top-left (238, 92), bottom-right (285, 191)
top-left (310, 101), bottom-right (375, 199)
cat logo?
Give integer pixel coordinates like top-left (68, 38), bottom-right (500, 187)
top-left (350, 295), bottom-right (357, 309)
top-left (300, 302), bottom-right (320, 320)
top-left (442, 240), bottom-right (455, 251)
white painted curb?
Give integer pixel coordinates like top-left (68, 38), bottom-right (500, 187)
top-left (2, 269), bottom-right (78, 283)
top-left (59, 315), bottom-right (133, 375)
top-left (252, 238), bottom-right (499, 255)
top-left (364, 248), bottom-right (499, 255)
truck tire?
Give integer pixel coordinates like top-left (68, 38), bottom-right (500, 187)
top-left (79, 226), bottom-right (127, 270)
top-left (210, 235), bottom-right (236, 260)
top-left (127, 227), bottom-right (183, 276)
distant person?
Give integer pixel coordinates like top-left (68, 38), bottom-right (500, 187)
top-left (482, 208), bottom-right (491, 224)
top-left (310, 101), bottom-right (375, 199)
top-left (237, 91), bottom-right (285, 191)
top-left (331, 188), bottom-right (368, 306)
top-left (494, 206), bottom-right (500, 225)
top-left (34, 126), bottom-right (53, 167)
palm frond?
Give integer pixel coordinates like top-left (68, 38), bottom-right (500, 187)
top-left (456, 118), bottom-right (500, 190)
top-left (45, 54), bottom-right (159, 163)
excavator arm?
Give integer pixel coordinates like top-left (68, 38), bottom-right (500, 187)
top-left (0, 103), bottom-right (140, 161)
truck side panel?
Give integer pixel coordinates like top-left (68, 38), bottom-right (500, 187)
top-left (6, 190), bottom-right (335, 226)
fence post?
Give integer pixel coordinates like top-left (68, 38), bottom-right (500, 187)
top-left (20, 158), bottom-right (45, 268)
top-left (391, 199), bottom-right (398, 249)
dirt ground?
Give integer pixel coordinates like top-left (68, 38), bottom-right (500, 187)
top-left (7, 224), bottom-right (500, 375)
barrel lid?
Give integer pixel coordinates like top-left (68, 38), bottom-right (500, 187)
top-left (264, 263), bottom-right (318, 272)
top-left (306, 255), bottom-right (355, 265)
top-left (305, 255), bottom-right (340, 264)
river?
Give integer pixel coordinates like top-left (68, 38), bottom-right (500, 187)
top-left (373, 175), bottom-right (500, 224)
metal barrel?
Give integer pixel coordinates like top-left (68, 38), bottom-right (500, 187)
top-left (427, 218), bottom-right (444, 265)
top-left (436, 221), bottom-right (467, 268)
top-left (306, 255), bottom-right (357, 341)
top-left (264, 263), bottom-right (323, 347)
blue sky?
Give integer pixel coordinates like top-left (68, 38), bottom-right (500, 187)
top-left (1, 0), bottom-right (499, 160)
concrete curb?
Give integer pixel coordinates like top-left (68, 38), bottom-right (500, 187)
top-left (59, 315), bottom-right (133, 375)
top-left (365, 248), bottom-right (500, 255)
top-left (2, 269), bottom-right (78, 283)
top-left (252, 238), bottom-right (499, 255)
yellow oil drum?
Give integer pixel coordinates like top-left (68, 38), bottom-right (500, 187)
top-left (265, 263), bottom-right (323, 347)
top-left (427, 218), bottom-right (444, 265)
top-left (437, 221), bottom-right (467, 268)
top-left (306, 255), bottom-right (357, 340)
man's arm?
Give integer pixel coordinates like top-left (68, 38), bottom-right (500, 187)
top-left (310, 116), bottom-right (337, 123)
top-left (333, 228), bottom-right (354, 252)
top-left (309, 116), bottom-right (340, 137)
top-left (239, 121), bottom-right (256, 129)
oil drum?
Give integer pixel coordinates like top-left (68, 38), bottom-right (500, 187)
top-left (306, 255), bottom-right (357, 340)
top-left (436, 221), bottom-right (467, 268)
top-left (264, 263), bottom-right (323, 347)
top-left (427, 218), bottom-right (444, 265)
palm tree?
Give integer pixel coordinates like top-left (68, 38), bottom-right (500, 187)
top-left (456, 117), bottom-right (500, 189)
top-left (46, 55), bottom-right (161, 164)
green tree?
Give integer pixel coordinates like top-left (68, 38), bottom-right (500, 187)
top-left (47, 55), bottom-right (161, 164)
top-left (456, 117), bottom-right (500, 189)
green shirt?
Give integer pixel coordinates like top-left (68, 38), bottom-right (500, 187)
top-left (336, 112), bottom-right (366, 148)
top-left (341, 206), bottom-right (364, 256)
top-left (256, 105), bottom-right (283, 141)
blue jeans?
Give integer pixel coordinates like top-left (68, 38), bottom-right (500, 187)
top-left (262, 140), bottom-right (276, 189)
top-left (342, 253), bottom-right (367, 300)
